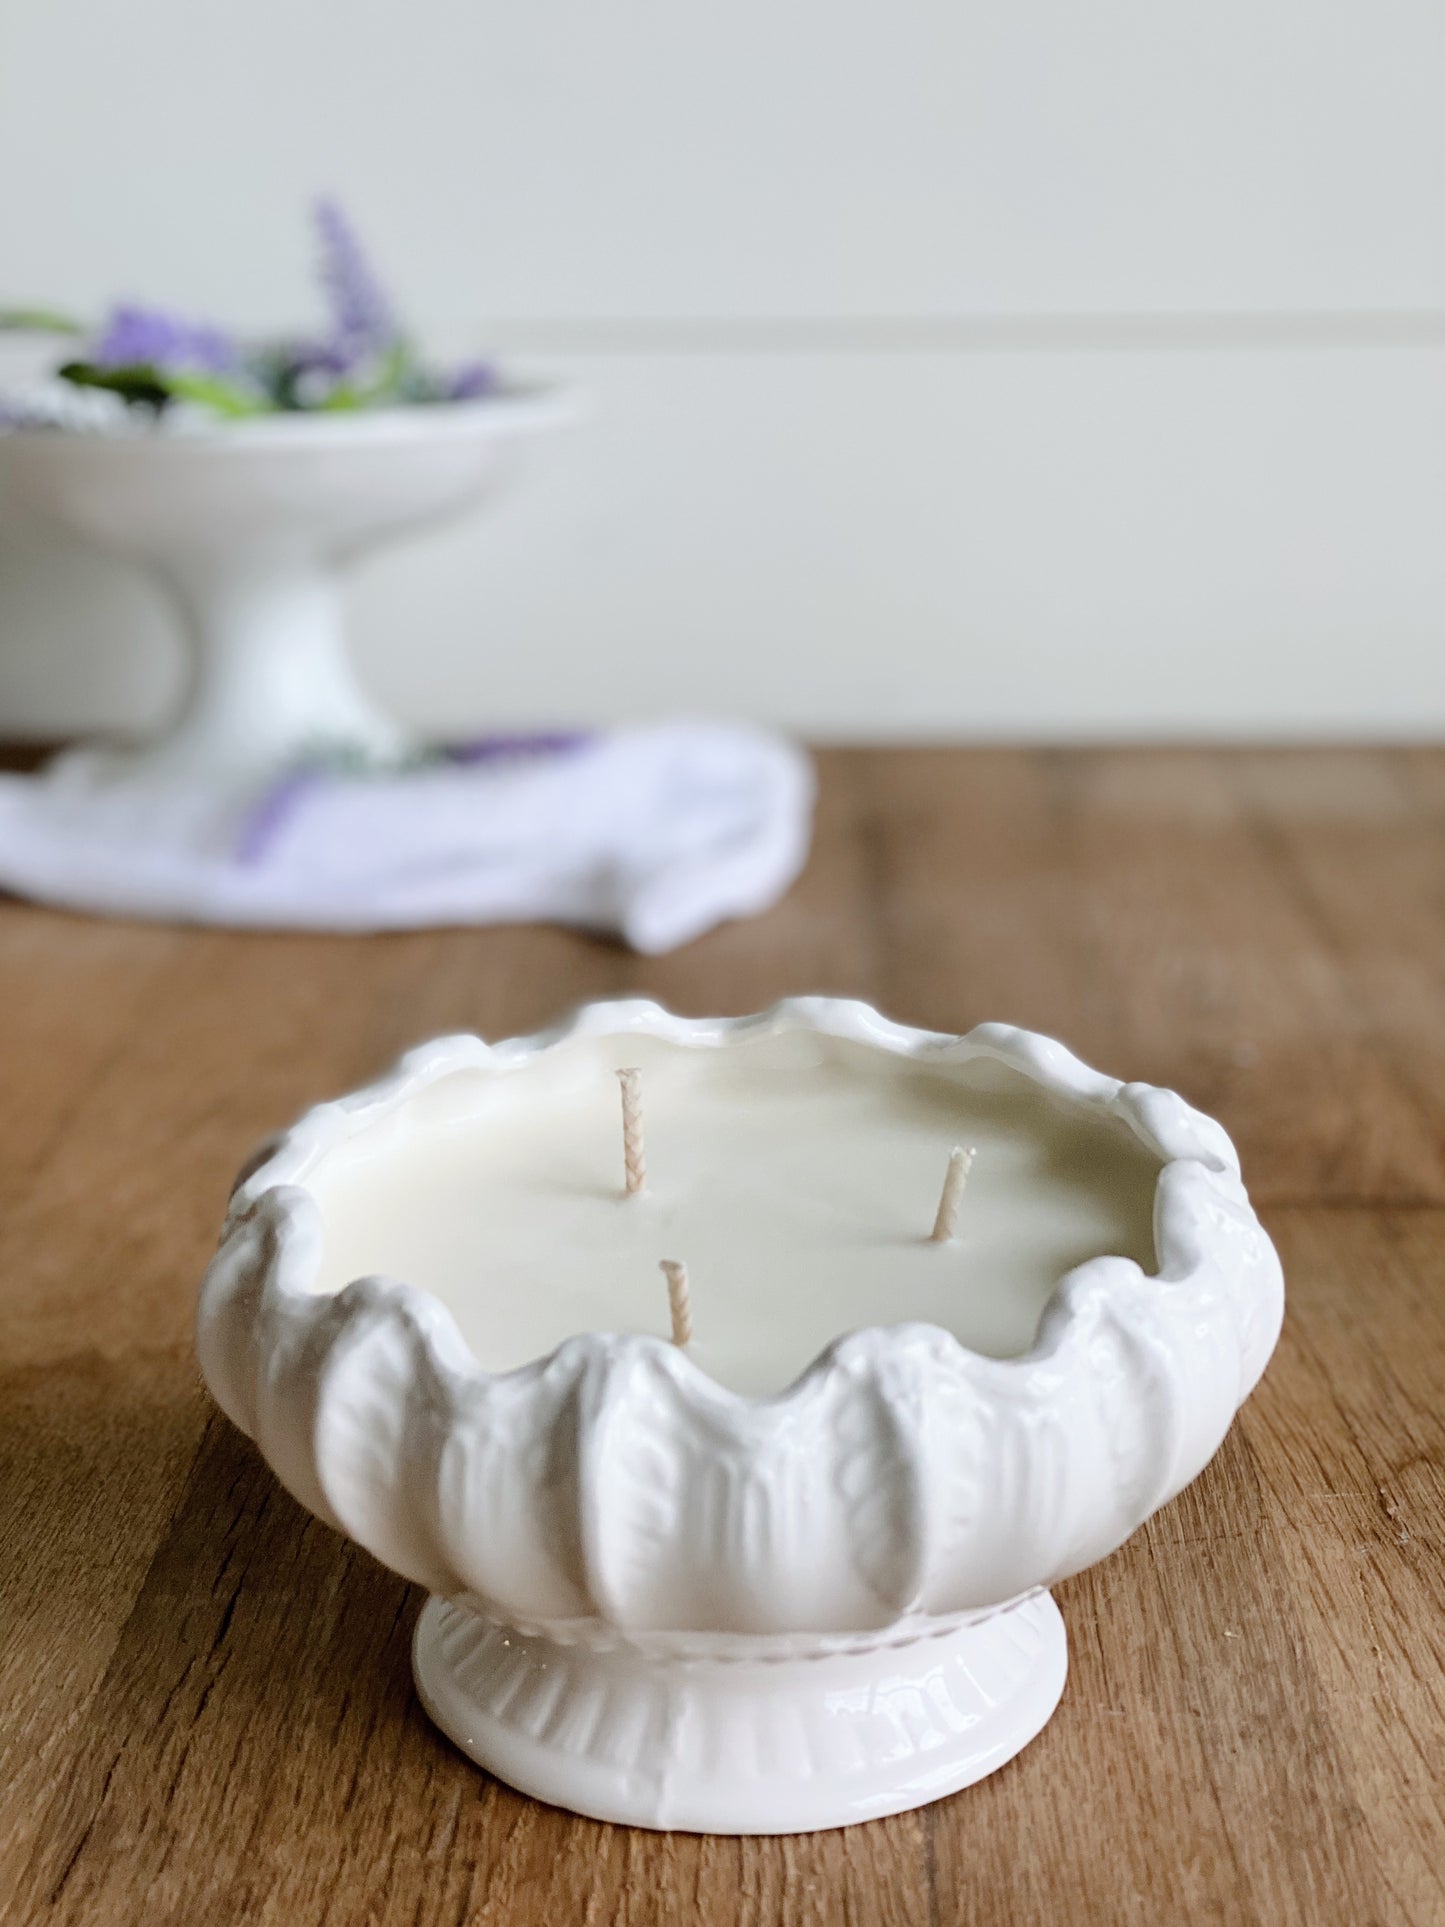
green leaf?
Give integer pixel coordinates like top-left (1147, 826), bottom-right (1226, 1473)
top-left (310, 344), bottom-right (415, 413)
top-left (361, 338), bottom-right (413, 403)
top-left (316, 382), bottom-right (363, 412)
top-left (164, 371), bottom-right (269, 420)
top-left (57, 360), bottom-right (171, 410)
top-left (328, 340), bottom-right (418, 412)
top-left (0, 306), bottom-right (86, 336)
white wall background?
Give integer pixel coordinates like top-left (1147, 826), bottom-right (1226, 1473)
top-left (1, 0), bottom-right (1442, 739)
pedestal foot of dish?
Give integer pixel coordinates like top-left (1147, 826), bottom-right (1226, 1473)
top-left (413, 1592), bottom-right (1067, 1833)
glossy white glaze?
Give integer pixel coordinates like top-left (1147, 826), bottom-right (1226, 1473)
top-left (413, 1590), bottom-right (1068, 1833)
top-left (195, 998), bottom-right (1284, 1831)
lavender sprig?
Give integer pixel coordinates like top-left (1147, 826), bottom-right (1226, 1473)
top-left (448, 359), bottom-right (497, 402)
top-left (91, 304), bottom-right (237, 375)
top-left (314, 197), bottom-right (400, 365)
top-left (1, 203), bottom-right (502, 429)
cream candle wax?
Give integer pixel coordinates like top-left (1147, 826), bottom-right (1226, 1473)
top-left (304, 1019), bottom-right (1163, 1398)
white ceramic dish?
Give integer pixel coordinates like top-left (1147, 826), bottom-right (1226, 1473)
top-left (196, 999), bottom-right (1283, 1833)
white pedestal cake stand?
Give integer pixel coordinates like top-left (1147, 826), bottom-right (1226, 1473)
top-left (0, 392), bottom-right (567, 791)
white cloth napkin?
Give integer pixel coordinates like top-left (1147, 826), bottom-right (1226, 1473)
top-left (0, 724), bottom-right (813, 952)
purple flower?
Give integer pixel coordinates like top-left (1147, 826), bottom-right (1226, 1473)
top-left (90, 303), bottom-right (235, 373)
top-left (448, 359), bottom-right (497, 402)
top-left (314, 197), bottom-right (399, 364)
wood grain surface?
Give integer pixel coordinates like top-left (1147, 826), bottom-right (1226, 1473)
top-left (0, 747), bottom-right (1442, 1925)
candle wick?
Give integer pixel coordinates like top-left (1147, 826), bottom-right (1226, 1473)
top-left (660, 1259), bottom-right (692, 1347)
top-left (616, 1067), bottom-right (646, 1197)
top-left (930, 1145), bottom-right (976, 1243)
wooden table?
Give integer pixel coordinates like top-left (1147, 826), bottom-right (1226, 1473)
top-left (2, 748), bottom-right (1442, 1925)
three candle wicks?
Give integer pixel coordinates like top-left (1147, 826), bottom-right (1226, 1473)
top-left (616, 1066), bottom-right (977, 1348)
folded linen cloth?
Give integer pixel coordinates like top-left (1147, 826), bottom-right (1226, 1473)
top-left (0, 723), bottom-right (814, 952)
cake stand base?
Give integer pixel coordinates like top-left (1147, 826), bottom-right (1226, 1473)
top-left (413, 1592), bottom-right (1067, 1834)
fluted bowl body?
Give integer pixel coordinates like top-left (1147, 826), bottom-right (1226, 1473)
top-left (196, 999), bottom-right (1283, 1645)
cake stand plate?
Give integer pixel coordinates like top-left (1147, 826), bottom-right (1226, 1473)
top-left (413, 1591), bottom-right (1067, 1834)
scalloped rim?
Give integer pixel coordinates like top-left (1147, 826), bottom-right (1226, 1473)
top-left (217, 996), bottom-right (1258, 1415)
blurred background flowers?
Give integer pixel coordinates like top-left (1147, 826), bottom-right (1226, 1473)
top-left (2, 201), bottom-right (494, 426)
top-left (0, 0), bottom-right (1441, 744)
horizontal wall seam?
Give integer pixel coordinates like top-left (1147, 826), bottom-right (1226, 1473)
top-left (468, 312), bottom-right (1445, 356)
